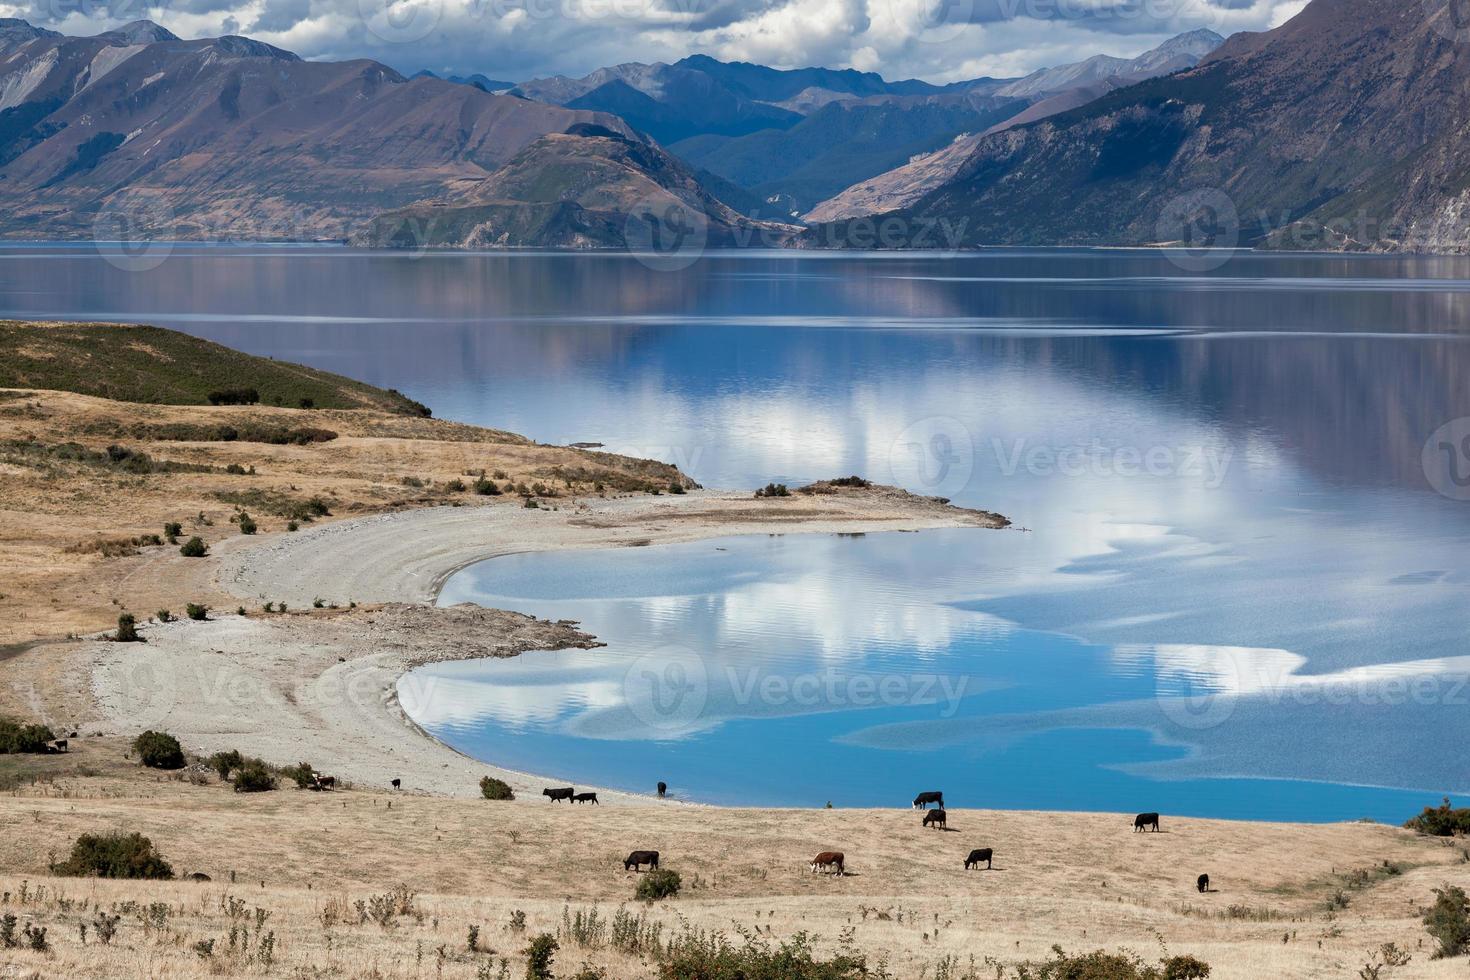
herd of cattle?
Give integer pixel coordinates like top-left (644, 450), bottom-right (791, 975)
top-left (532, 783), bottom-right (1207, 888)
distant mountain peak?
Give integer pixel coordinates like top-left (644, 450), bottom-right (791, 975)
top-left (98, 20), bottom-right (179, 44)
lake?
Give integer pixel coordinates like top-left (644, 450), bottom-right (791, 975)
top-left (9, 242), bottom-right (1470, 820)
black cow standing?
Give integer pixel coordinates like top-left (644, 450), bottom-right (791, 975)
top-left (913, 791), bottom-right (944, 809)
top-left (922, 808), bottom-right (947, 830)
top-left (624, 850), bottom-right (660, 871)
top-left (391, 778), bottom-right (401, 790)
top-left (964, 848), bottom-right (993, 870)
top-left (1134, 812), bottom-right (1161, 832)
top-left (657, 781), bottom-right (667, 799)
top-left (573, 792), bottom-right (599, 805)
top-left (1197, 874), bottom-right (1210, 893)
top-left (543, 787), bottom-right (575, 802)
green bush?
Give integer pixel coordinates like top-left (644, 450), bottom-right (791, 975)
top-left (1010, 946), bottom-right (1210, 980)
top-left (1425, 884), bottom-right (1470, 959)
top-left (233, 759), bottom-right (277, 793)
top-left (525, 934), bottom-right (558, 980)
top-left (186, 603), bottom-right (208, 621)
top-left (635, 868), bottom-right (681, 903)
top-left (754, 483), bottom-right (790, 498)
top-left (179, 537), bottom-right (208, 558)
top-left (237, 513), bottom-right (257, 535)
top-left (163, 521), bottom-right (183, 542)
top-left (0, 717), bottom-right (55, 754)
top-left (115, 613), bottom-right (140, 642)
top-left (132, 730), bottom-right (185, 770)
top-left (156, 609), bottom-right (174, 623)
top-left (207, 749), bottom-right (244, 780)
top-left (1406, 798), bottom-right (1470, 837)
top-left (668, 483), bottom-right (686, 494)
top-left (444, 478), bottom-right (466, 492)
top-left (50, 832), bottom-right (174, 879)
top-left (473, 476), bottom-right (502, 496)
top-left (207, 387), bottom-right (259, 406)
top-left (279, 762), bottom-right (317, 789)
top-left (657, 930), bottom-right (867, 980)
top-left (829, 475), bottom-right (871, 488)
top-left (479, 776), bottom-right (515, 800)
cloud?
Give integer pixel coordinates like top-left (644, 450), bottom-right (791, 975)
top-left (0, 0), bottom-right (1303, 84)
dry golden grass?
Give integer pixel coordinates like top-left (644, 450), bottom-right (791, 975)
top-left (1, 742), bottom-right (1467, 979)
top-left (0, 388), bottom-right (686, 645)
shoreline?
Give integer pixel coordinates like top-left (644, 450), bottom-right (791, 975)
top-left (87, 485), bottom-right (1008, 802)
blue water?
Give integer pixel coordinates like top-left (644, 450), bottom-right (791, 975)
top-left (5, 243), bottom-right (1470, 820)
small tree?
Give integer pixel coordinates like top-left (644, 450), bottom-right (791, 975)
top-left (207, 749), bottom-right (244, 781)
top-left (525, 934), bottom-right (557, 980)
top-left (186, 603), bottom-right (208, 621)
top-left (480, 776), bottom-right (515, 800)
top-left (635, 868), bottom-right (681, 902)
top-left (115, 613), bottom-right (140, 642)
top-left (473, 477), bottom-right (502, 496)
top-left (233, 759), bottom-right (277, 793)
top-left (51, 832), bottom-right (174, 879)
top-left (163, 521), bottom-right (183, 543)
top-left (237, 513), bottom-right (258, 535)
top-left (179, 537), bottom-right (208, 558)
top-left (1425, 884), bottom-right (1470, 959)
top-left (279, 762), bottom-right (317, 789)
top-left (133, 730), bottom-right (185, 770)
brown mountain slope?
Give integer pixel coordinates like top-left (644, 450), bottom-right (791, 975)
top-left (356, 129), bottom-right (796, 249)
top-left (810, 0), bottom-right (1470, 251)
top-left (0, 20), bottom-right (634, 241)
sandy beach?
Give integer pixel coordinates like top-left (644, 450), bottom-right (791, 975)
top-left (84, 485), bottom-right (1009, 800)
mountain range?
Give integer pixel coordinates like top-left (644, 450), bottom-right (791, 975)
top-left (4, 2), bottom-right (1464, 253)
top-left (810, 0), bottom-right (1470, 252)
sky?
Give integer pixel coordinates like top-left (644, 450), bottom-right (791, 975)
top-left (4, 0), bottom-right (1308, 84)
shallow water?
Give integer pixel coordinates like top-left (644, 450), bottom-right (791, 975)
top-left (8, 243), bottom-right (1470, 819)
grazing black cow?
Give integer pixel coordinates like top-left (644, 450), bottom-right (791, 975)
top-left (186, 872), bottom-right (212, 882)
top-left (913, 791), bottom-right (944, 809)
top-left (1197, 874), bottom-right (1210, 893)
top-left (573, 792), bottom-right (599, 805)
top-left (922, 808), bottom-right (947, 830)
top-left (657, 781), bottom-right (667, 798)
top-left (391, 778), bottom-right (401, 790)
top-left (964, 848), bottom-right (993, 870)
top-left (1134, 812), bottom-right (1160, 833)
top-left (52, 739), bottom-right (68, 753)
top-left (543, 786), bottom-right (575, 802)
top-left (810, 851), bottom-right (845, 875)
top-left (623, 850), bottom-right (660, 871)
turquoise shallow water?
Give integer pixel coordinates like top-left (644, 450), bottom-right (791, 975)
top-left (5, 243), bottom-right (1470, 819)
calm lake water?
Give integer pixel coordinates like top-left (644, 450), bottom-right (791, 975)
top-left (9, 242), bottom-right (1470, 820)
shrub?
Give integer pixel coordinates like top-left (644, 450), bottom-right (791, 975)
top-left (829, 475), bottom-right (871, 488)
top-left (473, 477), bottom-right (502, 496)
top-left (668, 483), bottom-right (686, 494)
top-left (444, 478), bottom-right (466, 492)
top-left (207, 388), bottom-right (259, 406)
top-left (237, 513), bottom-right (257, 535)
top-left (1425, 884), bottom-right (1470, 959)
top-left (525, 934), bottom-right (558, 980)
top-left (1406, 798), bottom-right (1470, 837)
top-left (133, 730), bottom-right (185, 770)
top-left (1009, 946), bottom-right (1211, 980)
top-left (523, 497), bottom-right (539, 509)
top-left (233, 759), bottom-right (277, 793)
top-left (0, 718), bottom-right (55, 754)
top-left (156, 609), bottom-right (174, 623)
top-left (480, 776), bottom-right (515, 800)
top-left (179, 536), bottom-right (208, 557)
top-left (115, 613), bottom-right (140, 642)
top-left (286, 521), bottom-right (299, 532)
top-left (186, 603), bottom-right (208, 621)
top-left (635, 868), bottom-right (681, 902)
top-left (279, 762), bottom-right (317, 789)
top-left (163, 521), bottom-right (183, 543)
top-left (50, 832), bottom-right (174, 879)
top-left (657, 930), bottom-right (867, 980)
top-left (754, 483), bottom-right (790, 498)
top-left (207, 749), bottom-right (244, 780)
